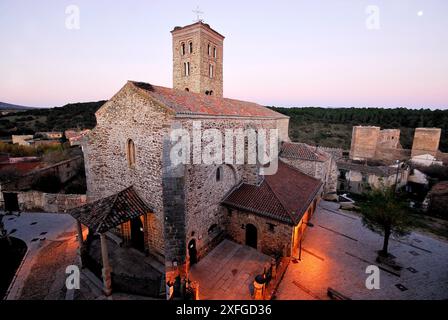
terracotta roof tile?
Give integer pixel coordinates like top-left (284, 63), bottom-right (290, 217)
top-left (223, 161), bottom-right (322, 225)
top-left (69, 186), bottom-right (153, 233)
top-left (280, 142), bottom-right (329, 162)
top-left (131, 81), bottom-right (288, 119)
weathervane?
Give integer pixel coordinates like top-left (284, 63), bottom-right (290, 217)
top-left (193, 6), bottom-right (204, 22)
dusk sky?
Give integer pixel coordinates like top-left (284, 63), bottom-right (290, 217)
top-left (1, 0), bottom-right (447, 109)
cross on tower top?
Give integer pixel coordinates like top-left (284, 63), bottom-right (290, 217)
top-left (192, 6), bottom-right (204, 22)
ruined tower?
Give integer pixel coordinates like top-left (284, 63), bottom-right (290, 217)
top-left (411, 128), bottom-right (441, 157)
top-left (171, 21), bottom-right (224, 97)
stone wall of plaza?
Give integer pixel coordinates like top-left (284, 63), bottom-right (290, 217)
top-left (83, 83), bottom-right (175, 261)
top-left (225, 209), bottom-right (293, 257)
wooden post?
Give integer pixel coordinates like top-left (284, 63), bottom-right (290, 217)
top-left (100, 233), bottom-right (112, 296)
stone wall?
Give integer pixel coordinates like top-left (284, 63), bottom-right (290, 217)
top-left (172, 23), bottom-right (224, 97)
top-left (280, 155), bottom-right (337, 196)
top-left (2, 156), bottom-right (83, 192)
top-left (349, 126), bottom-right (380, 160)
top-left (411, 128), bottom-right (441, 157)
top-left (16, 191), bottom-right (86, 213)
top-left (226, 209), bottom-right (293, 257)
top-left (84, 83), bottom-right (175, 260)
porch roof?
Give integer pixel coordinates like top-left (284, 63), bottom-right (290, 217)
top-left (69, 186), bottom-right (153, 233)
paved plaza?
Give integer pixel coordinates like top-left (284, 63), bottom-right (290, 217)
top-left (275, 201), bottom-right (448, 300)
top-left (189, 239), bottom-right (271, 300)
top-left (3, 212), bottom-right (78, 300)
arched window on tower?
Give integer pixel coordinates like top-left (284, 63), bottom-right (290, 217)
top-left (216, 166), bottom-right (223, 181)
top-left (213, 47), bottom-right (217, 58)
top-left (127, 139), bottom-right (136, 167)
top-left (181, 43), bottom-right (186, 56)
top-left (208, 44), bottom-right (211, 56)
top-left (189, 42), bottom-right (193, 53)
top-left (209, 64), bottom-right (214, 78)
top-left (184, 62), bottom-right (190, 76)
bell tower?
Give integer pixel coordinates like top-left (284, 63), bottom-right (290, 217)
top-left (171, 21), bottom-right (224, 97)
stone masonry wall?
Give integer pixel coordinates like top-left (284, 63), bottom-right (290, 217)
top-left (172, 24), bottom-right (224, 97)
top-left (226, 209), bottom-right (293, 257)
top-left (16, 191), bottom-right (87, 213)
top-left (83, 83), bottom-right (175, 260)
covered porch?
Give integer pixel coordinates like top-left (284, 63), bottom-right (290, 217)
top-left (69, 186), bottom-right (164, 298)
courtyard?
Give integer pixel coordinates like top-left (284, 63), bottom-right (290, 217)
top-left (275, 201), bottom-right (448, 300)
top-left (189, 239), bottom-right (272, 300)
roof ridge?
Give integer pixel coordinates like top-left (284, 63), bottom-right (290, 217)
top-left (95, 192), bottom-right (120, 234)
top-left (264, 178), bottom-right (295, 224)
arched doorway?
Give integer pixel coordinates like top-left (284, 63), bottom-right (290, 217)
top-left (188, 239), bottom-right (197, 266)
top-left (245, 224), bottom-right (257, 249)
top-left (130, 217), bottom-right (145, 252)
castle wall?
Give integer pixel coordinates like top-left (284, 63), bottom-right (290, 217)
top-left (349, 126), bottom-right (380, 160)
top-left (411, 128), bottom-right (441, 157)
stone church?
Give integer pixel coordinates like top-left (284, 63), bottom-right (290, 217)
top-left (72, 21), bottom-right (328, 297)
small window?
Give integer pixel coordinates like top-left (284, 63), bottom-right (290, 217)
top-left (208, 44), bottom-right (211, 56)
top-left (267, 223), bottom-right (276, 232)
top-left (184, 62), bottom-right (190, 76)
top-left (127, 139), bottom-right (136, 167)
top-left (181, 43), bottom-right (186, 56)
top-left (185, 88), bottom-right (189, 92)
top-left (209, 64), bottom-right (214, 78)
top-left (213, 47), bottom-right (217, 58)
top-left (208, 224), bottom-right (218, 235)
top-left (189, 42), bottom-right (193, 54)
top-left (216, 166), bottom-right (223, 181)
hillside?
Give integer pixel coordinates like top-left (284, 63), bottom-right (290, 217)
top-left (270, 107), bottom-right (448, 152)
top-left (0, 101), bottom-right (106, 136)
top-left (1, 102), bottom-right (447, 152)
top-left (0, 102), bottom-right (35, 111)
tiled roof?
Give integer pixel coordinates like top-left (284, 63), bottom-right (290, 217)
top-left (222, 161), bottom-right (322, 225)
top-left (130, 81), bottom-right (288, 119)
top-left (337, 161), bottom-right (398, 177)
top-left (280, 142), bottom-right (329, 162)
top-left (69, 186), bottom-right (153, 233)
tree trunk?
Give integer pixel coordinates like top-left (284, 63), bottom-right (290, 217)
top-left (382, 228), bottom-right (391, 256)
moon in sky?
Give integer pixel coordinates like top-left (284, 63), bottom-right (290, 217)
top-left (417, 11), bottom-right (424, 16)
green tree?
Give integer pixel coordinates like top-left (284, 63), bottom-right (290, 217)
top-left (360, 186), bottom-right (411, 257)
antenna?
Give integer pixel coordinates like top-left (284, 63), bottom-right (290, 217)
top-left (192, 6), bottom-right (204, 22)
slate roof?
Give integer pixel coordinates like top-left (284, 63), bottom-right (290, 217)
top-left (222, 161), bottom-right (322, 225)
top-left (280, 142), bottom-right (329, 162)
top-left (69, 186), bottom-right (152, 233)
top-left (130, 81), bottom-right (288, 119)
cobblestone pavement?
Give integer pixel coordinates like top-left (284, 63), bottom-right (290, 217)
top-left (189, 239), bottom-right (271, 300)
top-left (4, 212), bottom-right (79, 300)
top-left (275, 201), bottom-right (448, 300)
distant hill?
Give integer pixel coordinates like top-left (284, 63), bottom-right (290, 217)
top-left (0, 102), bottom-right (35, 110)
top-left (0, 101), bottom-right (106, 137)
top-left (1, 100), bottom-right (447, 153)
